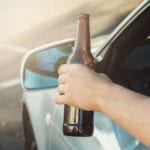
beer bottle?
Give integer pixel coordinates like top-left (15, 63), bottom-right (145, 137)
top-left (63, 14), bottom-right (95, 136)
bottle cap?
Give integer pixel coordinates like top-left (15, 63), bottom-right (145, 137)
top-left (78, 14), bottom-right (89, 20)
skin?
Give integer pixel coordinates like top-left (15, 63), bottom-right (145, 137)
top-left (55, 64), bottom-right (150, 147)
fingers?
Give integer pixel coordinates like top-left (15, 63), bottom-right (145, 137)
top-left (58, 64), bottom-right (70, 75)
top-left (56, 83), bottom-right (68, 105)
top-left (55, 94), bottom-right (67, 105)
top-left (58, 74), bottom-right (67, 84)
top-left (57, 64), bottom-right (80, 105)
top-left (56, 64), bottom-right (70, 105)
top-left (58, 84), bottom-right (66, 95)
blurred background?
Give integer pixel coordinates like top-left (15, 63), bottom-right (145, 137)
top-left (0, 0), bottom-right (142, 149)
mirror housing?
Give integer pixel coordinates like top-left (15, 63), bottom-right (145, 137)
top-left (21, 39), bottom-right (74, 90)
top-left (21, 36), bottom-right (107, 91)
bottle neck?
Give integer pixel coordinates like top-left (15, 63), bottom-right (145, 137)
top-left (68, 14), bottom-right (91, 65)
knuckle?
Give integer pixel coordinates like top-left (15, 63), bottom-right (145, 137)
top-left (58, 64), bottom-right (67, 74)
top-left (55, 95), bottom-right (63, 104)
top-left (58, 84), bottom-right (64, 91)
top-left (58, 65), bottom-right (63, 74)
top-left (58, 84), bottom-right (61, 90)
top-left (57, 85), bottom-right (62, 92)
top-left (58, 75), bottom-right (63, 83)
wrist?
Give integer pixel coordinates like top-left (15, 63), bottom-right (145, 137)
top-left (95, 78), bottom-right (115, 112)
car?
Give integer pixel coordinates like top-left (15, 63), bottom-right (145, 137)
top-left (20, 0), bottom-right (150, 150)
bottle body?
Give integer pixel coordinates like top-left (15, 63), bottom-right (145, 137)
top-left (63, 14), bottom-right (95, 136)
top-left (63, 106), bottom-right (93, 136)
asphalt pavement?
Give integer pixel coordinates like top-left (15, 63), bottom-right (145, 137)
top-left (0, 0), bottom-right (142, 149)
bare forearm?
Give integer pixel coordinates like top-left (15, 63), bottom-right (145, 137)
top-left (99, 83), bottom-right (150, 147)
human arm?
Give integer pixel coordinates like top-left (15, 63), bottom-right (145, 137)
top-left (55, 64), bottom-right (150, 147)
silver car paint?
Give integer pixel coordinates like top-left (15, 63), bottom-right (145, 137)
top-left (21, 1), bottom-right (150, 150)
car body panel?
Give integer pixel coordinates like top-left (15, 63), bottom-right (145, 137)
top-left (23, 89), bottom-right (138, 150)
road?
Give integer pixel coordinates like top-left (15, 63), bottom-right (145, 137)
top-left (0, 0), bottom-right (142, 149)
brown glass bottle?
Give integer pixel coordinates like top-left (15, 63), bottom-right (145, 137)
top-left (63, 14), bottom-right (95, 136)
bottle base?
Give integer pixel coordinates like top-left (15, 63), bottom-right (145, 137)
top-left (63, 123), bottom-right (93, 137)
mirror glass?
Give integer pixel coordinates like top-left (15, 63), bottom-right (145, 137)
top-left (23, 42), bottom-right (73, 90)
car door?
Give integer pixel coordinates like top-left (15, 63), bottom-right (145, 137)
top-left (47, 1), bottom-right (150, 150)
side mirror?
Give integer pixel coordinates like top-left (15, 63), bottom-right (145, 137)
top-left (21, 39), bottom-right (74, 90)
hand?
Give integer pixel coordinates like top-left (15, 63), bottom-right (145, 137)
top-left (56, 64), bottom-right (150, 147)
top-left (55, 64), bottom-right (112, 111)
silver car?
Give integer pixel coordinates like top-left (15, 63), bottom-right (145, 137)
top-left (21, 0), bottom-right (150, 150)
